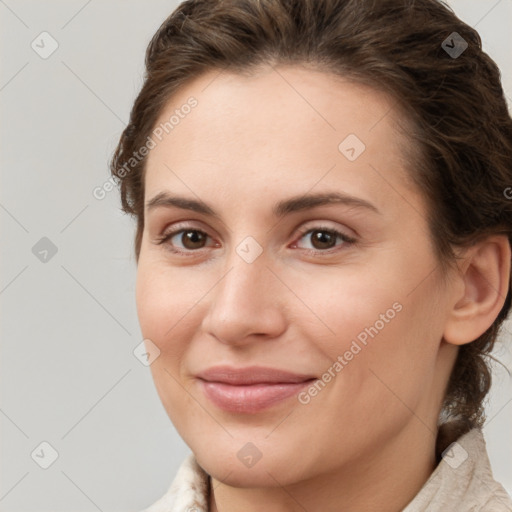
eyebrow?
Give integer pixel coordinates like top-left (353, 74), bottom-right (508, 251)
top-left (145, 191), bottom-right (380, 218)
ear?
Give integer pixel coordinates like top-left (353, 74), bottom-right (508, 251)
top-left (443, 235), bottom-right (511, 346)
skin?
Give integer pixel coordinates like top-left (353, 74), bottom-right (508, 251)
top-left (135, 64), bottom-right (510, 512)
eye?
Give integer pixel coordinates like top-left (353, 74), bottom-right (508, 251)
top-left (155, 227), bottom-right (217, 254)
top-left (292, 226), bottom-right (356, 253)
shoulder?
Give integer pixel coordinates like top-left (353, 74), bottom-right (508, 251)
top-left (403, 428), bottom-right (512, 511)
top-left (459, 429), bottom-right (512, 511)
top-left (139, 453), bottom-right (210, 512)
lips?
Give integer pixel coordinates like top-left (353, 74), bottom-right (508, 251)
top-left (196, 365), bottom-right (316, 384)
top-left (196, 365), bottom-right (316, 413)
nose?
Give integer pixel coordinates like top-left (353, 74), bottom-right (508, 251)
top-left (201, 253), bottom-right (287, 347)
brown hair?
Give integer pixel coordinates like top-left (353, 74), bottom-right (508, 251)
top-left (110, 0), bottom-right (512, 453)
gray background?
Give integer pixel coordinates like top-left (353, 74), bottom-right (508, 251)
top-left (1, 1), bottom-right (511, 510)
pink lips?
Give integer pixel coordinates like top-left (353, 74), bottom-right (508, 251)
top-left (196, 365), bottom-right (316, 413)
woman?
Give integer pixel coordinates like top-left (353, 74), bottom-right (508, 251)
top-left (110, 0), bottom-right (512, 510)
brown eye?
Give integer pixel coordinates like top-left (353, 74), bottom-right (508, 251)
top-left (156, 228), bottom-right (214, 253)
top-left (180, 230), bottom-right (208, 249)
top-left (294, 226), bottom-right (356, 253)
top-left (309, 230), bottom-right (337, 250)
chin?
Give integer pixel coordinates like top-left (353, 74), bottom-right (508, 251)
top-left (192, 435), bottom-right (310, 489)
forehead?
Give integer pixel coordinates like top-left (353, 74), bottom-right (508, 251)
top-left (144, 65), bottom-right (416, 211)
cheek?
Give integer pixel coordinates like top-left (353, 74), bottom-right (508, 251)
top-left (292, 259), bottom-right (444, 420)
top-left (287, 266), bottom-right (404, 357)
top-left (135, 263), bottom-right (203, 345)
top-left (134, 264), bottom-right (199, 410)
top-left (135, 264), bottom-right (204, 427)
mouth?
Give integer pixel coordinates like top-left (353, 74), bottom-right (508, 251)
top-left (195, 365), bottom-right (317, 414)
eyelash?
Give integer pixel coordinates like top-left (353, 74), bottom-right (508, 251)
top-left (154, 223), bottom-right (357, 257)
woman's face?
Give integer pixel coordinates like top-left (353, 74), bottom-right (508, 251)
top-left (136, 65), bottom-right (458, 487)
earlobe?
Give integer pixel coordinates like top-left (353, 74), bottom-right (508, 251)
top-left (443, 235), bottom-right (511, 346)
